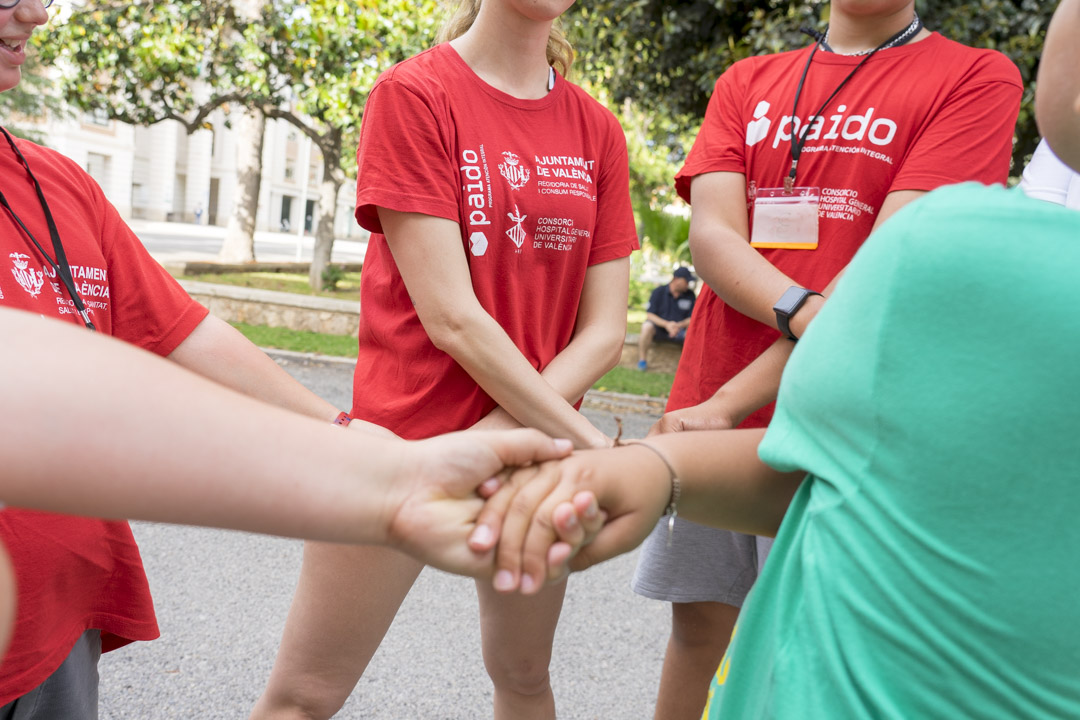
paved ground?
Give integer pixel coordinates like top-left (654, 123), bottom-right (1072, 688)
top-left (98, 353), bottom-right (671, 719)
top-left (130, 219), bottom-right (368, 265)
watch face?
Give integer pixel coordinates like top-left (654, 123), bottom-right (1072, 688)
top-left (775, 286), bottom-right (809, 315)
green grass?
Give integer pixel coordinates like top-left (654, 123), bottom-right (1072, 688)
top-left (183, 271), bottom-right (362, 299)
top-left (231, 322), bottom-right (359, 358)
top-left (233, 318), bottom-right (674, 398)
top-left (592, 366), bottom-right (675, 397)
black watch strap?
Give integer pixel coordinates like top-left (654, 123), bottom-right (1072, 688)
top-left (773, 286), bottom-right (823, 342)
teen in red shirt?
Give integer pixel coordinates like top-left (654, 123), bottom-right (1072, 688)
top-left (631, 2), bottom-right (1022, 718)
top-left (0, 1), bottom-right (398, 715)
top-left (253, 2), bottom-right (637, 718)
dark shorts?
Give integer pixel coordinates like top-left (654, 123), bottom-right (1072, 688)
top-left (649, 322), bottom-right (687, 344)
top-left (1, 630), bottom-right (101, 720)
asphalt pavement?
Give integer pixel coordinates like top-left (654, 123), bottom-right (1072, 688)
top-left (98, 352), bottom-right (671, 719)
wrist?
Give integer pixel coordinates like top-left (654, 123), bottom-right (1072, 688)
top-left (773, 286), bottom-right (824, 341)
top-left (788, 292), bottom-right (825, 338)
top-left (625, 442), bottom-right (680, 537)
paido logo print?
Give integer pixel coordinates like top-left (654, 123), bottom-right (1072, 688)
top-left (745, 101), bottom-right (899, 150)
top-left (470, 231), bottom-right (489, 257)
top-left (746, 101), bottom-right (772, 147)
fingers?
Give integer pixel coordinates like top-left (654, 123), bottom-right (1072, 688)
top-left (477, 428), bottom-right (573, 467)
top-left (490, 461), bottom-right (566, 593)
top-left (468, 466), bottom-right (535, 554)
top-left (543, 492), bottom-right (605, 585)
top-left (518, 490), bottom-right (605, 594)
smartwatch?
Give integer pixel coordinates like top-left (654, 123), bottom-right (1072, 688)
top-left (773, 286), bottom-right (822, 341)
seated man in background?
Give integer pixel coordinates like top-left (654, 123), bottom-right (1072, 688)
top-left (638, 267), bottom-right (696, 371)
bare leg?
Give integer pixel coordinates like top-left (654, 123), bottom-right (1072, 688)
top-left (476, 578), bottom-right (568, 720)
top-left (639, 321), bottom-right (657, 364)
top-left (653, 601), bottom-right (740, 720)
top-left (251, 542), bottom-right (423, 720)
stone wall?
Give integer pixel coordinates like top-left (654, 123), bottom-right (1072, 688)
top-left (178, 279), bottom-right (360, 337)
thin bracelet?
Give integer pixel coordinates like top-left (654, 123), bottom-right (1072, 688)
top-left (627, 441), bottom-right (681, 547)
top-left (332, 411), bottom-right (353, 427)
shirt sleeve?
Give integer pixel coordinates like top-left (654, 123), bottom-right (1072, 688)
top-left (95, 185), bottom-right (208, 356)
top-left (1020, 139), bottom-right (1080, 208)
top-left (675, 63), bottom-right (750, 203)
top-left (889, 53), bottom-right (1022, 192)
top-left (587, 112), bottom-right (640, 266)
top-left (354, 77), bottom-right (460, 234)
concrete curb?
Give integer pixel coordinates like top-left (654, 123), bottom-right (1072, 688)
top-left (262, 347), bottom-right (360, 367)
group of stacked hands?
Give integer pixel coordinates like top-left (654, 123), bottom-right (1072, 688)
top-left (2, 0), bottom-right (1080, 719)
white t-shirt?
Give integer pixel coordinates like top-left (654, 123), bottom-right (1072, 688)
top-left (1020, 139), bottom-right (1080, 210)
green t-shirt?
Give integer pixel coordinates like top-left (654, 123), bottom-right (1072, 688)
top-left (705, 184), bottom-right (1080, 719)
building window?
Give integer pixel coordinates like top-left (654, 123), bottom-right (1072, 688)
top-left (86, 152), bottom-right (110, 189)
top-left (284, 160), bottom-right (295, 180)
top-left (84, 108), bottom-right (111, 127)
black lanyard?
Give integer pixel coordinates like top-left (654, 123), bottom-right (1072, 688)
top-left (0, 126), bottom-right (96, 330)
top-left (786, 15), bottom-right (924, 192)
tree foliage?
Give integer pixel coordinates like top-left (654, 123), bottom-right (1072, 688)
top-left (37, 0), bottom-right (443, 287)
top-left (0, 53), bottom-right (69, 141)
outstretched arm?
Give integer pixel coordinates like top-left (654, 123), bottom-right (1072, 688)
top-left (167, 314), bottom-right (394, 437)
top-left (1, 309), bottom-right (571, 576)
top-left (476, 429), bottom-right (805, 594)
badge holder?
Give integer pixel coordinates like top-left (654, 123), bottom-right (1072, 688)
top-left (750, 186), bottom-right (821, 250)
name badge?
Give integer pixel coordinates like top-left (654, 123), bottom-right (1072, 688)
top-left (750, 187), bottom-right (820, 250)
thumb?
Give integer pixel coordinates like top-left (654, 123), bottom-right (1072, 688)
top-left (474, 429), bottom-right (573, 468)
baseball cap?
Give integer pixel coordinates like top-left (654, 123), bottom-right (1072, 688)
top-left (673, 267), bottom-right (696, 281)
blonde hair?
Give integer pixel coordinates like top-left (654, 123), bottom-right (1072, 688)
top-left (436, 0), bottom-right (575, 76)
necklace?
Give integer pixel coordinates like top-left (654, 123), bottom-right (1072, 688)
top-left (822, 13), bottom-right (922, 56)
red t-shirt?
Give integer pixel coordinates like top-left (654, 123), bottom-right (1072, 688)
top-left (353, 44), bottom-right (638, 438)
top-left (0, 136), bottom-right (208, 703)
top-left (671, 33), bottom-right (1022, 426)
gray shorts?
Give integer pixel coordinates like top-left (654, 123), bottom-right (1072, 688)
top-left (631, 516), bottom-right (774, 607)
top-left (0, 629), bottom-right (101, 720)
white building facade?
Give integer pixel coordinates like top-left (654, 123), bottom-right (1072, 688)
top-left (31, 109), bottom-right (361, 239)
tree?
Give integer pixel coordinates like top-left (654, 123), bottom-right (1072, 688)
top-left (218, 0), bottom-right (267, 264)
top-left (246, 0), bottom-right (442, 288)
top-left (38, 0), bottom-right (445, 288)
top-left (0, 53), bottom-right (69, 142)
top-left (36, 0), bottom-right (265, 258)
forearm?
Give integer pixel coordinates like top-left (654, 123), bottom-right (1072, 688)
top-left (631, 430), bottom-right (803, 536)
top-left (3, 313), bottom-right (400, 544)
top-left (537, 321), bottom-right (623, 406)
top-left (708, 340), bottom-right (792, 426)
top-left (167, 315), bottom-right (342, 422)
top-left (437, 307), bottom-right (606, 448)
top-left (691, 223), bottom-right (802, 330)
